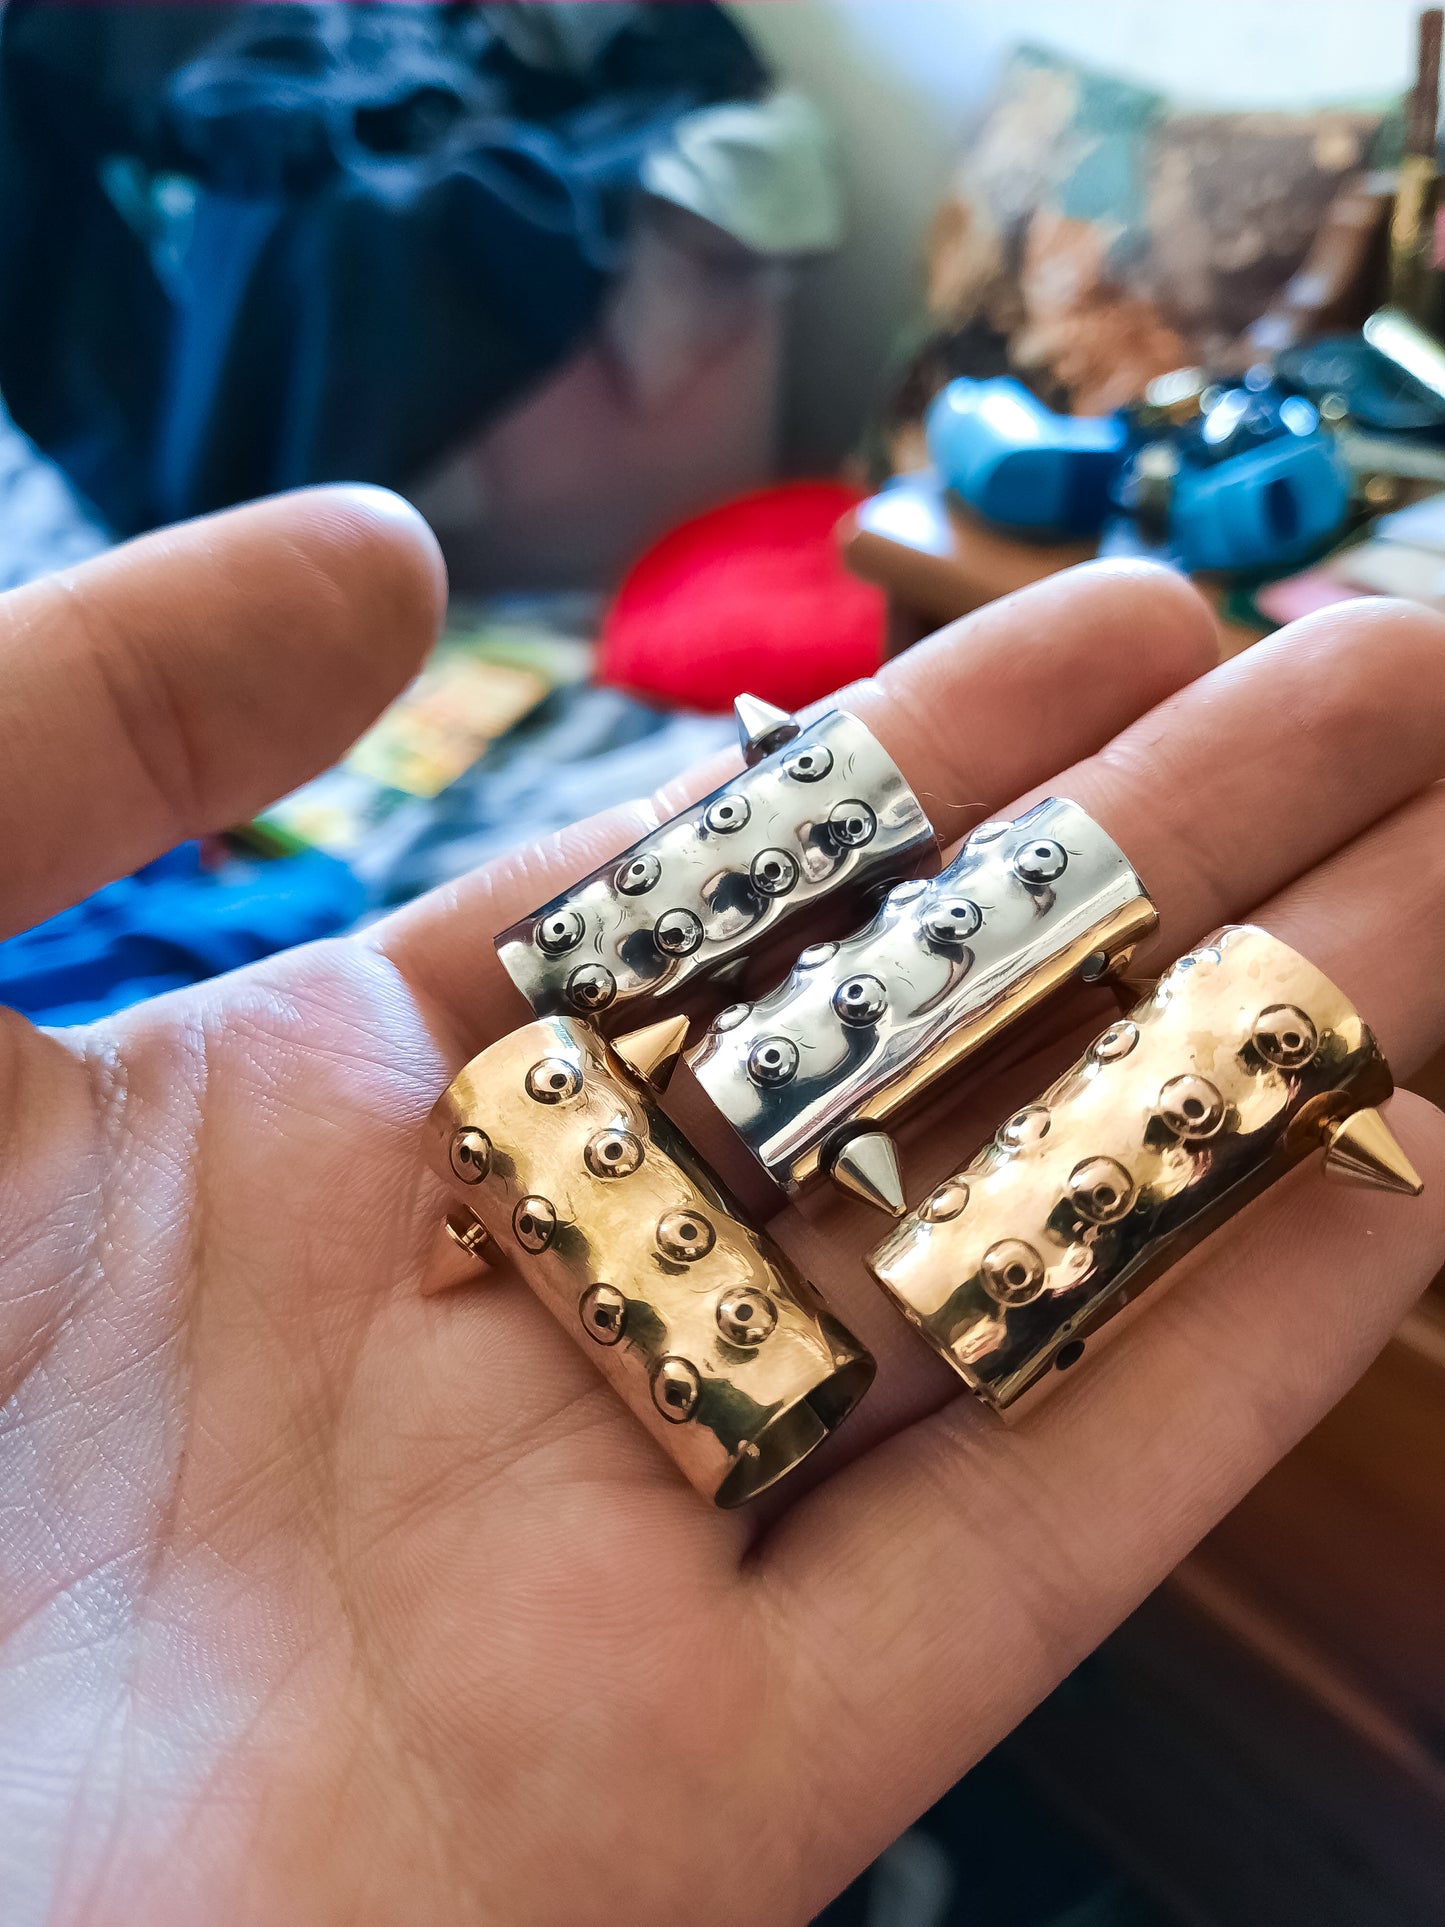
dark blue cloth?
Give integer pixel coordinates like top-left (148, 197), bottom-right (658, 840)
top-left (0, 842), bottom-right (363, 1027)
top-left (0, 1), bottom-right (766, 531)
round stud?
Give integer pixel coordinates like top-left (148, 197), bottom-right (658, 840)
top-left (797, 941), bottom-right (838, 968)
top-left (654, 909), bottom-right (704, 957)
top-left (1067, 1156), bottom-right (1136, 1225)
top-left (832, 974), bottom-right (887, 1026)
top-left (704, 795), bottom-right (751, 835)
top-left (1252, 1004), bottom-right (1319, 1069)
top-left (615, 852), bottom-right (661, 896)
top-left (714, 1002), bottom-right (751, 1033)
top-left (750, 847), bottom-right (799, 898)
top-left (999, 1105), bottom-right (1051, 1149)
top-left (579, 1283), bottom-right (626, 1345)
top-left (922, 897), bottom-right (982, 946)
top-left (827, 799), bottom-right (877, 849)
top-left (783, 743), bottom-right (833, 783)
top-left (890, 878), bottom-right (930, 905)
top-left (1090, 1021), bottom-right (1140, 1064)
top-left (968, 819), bottom-right (1011, 845)
top-left (513, 1196), bottom-right (557, 1253)
top-left (652, 1356), bottom-right (702, 1423)
top-left (980, 1239), bottom-right (1046, 1306)
top-left (921, 1179), bottom-right (969, 1222)
top-left (584, 1128), bottom-right (644, 1179)
top-left (716, 1287), bottom-right (778, 1348)
top-left (1157, 1073), bottom-right (1227, 1139)
top-left (747, 1035), bottom-right (799, 1087)
top-left (566, 963), bottom-right (617, 1013)
top-left (535, 908), bottom-right (585, 955)
top-left (448, 1127), bottom-right (492, 1184)
top-left (526, 1056), bottom-right (583, 1104)
top-left (1014, 838), bottom-right (1068, 886)
top-left (656, 1209), bottom-right (716, 1263)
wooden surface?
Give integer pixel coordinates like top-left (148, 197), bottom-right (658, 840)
top-left (839, 471), bottom-right (1267, 661)
top-left (1004, 1298), bottom-right (1445, 1925)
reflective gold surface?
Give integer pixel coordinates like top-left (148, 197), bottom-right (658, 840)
top-left (867, 926), bottom-right (1416, 1414)
top-left (493, 708), bottom-right (935, 1034)
top-left (428, 1016), bottom-right (875, 1505)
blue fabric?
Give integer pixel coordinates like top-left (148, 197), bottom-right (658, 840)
top-left (0, 1), bottom-right (766, 531)
top-left (0, 842), bottom-right (363, 1026)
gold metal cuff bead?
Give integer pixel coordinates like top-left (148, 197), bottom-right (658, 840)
top-left (866, 924), bottom-right (1422, 1416)
top-left (428, 1015), bottom-right (876, 1507)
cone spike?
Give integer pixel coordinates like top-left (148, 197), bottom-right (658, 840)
top-left (734, 692), bottom-right (800, 767)
top-left (828, 1131), bottom-right (907, 1217)
top-left (612, 1012), bottom-right (690, 1092)
top-left (1322, 1108), bottom-right (1423, 1197)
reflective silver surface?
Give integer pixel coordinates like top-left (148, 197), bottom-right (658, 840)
top-left (687, 799), bottom-right (1156, 1198)
top-left (494, 708), bottom-right (935, 1032)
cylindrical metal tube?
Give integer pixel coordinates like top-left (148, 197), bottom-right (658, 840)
top-left (429, 1016), bottom-right (875, 1505)
top-left (688, 799), bottom-right (1155, 1199)
top-left (867, 926), bottom-right (1407, 1415)
top-left (493, 708), bottom-right (934, 1034)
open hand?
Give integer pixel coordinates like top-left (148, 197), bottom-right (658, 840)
top-left (3, 490), bottom-right (1443, 1925)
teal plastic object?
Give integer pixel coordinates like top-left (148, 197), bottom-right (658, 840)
top-left (1168, 431), bottom-right (1350, 573)
top-left (924, 376), bottom-right (1127, 535)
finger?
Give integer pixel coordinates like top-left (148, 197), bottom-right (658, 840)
top-left (879, 600), bottom-right (1445, 1211)
top-left (378, 561), bottom-right (1218, 1042)
top-left (794, 594), bottom-right (1445, 1380)
top-left (1047, 597), bottom-right (1445, 971)
top-left (758, 763), bottom-right (1445, 1883)
top-left (758, 1089), bottom-right (1445, 1907)
top-left (1260, 781), bottom-right (1445, 1074)
top-left (771, 614), bottom-right (1445, 1451)
top-left (0, 485), bottom-right (445, 938)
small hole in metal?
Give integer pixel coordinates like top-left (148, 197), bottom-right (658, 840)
top-left (1056, 1340), bottom-right (1085, 1371)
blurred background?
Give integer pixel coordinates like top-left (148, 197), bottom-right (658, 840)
top-left (2, 4), bottom-right (1444, 1920)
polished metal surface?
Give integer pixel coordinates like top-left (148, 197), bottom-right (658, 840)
top-left (866, 925), bottom-right (1416, 1415)
top-left (428, 1015), bottom-right (875, 1506)
top-left (687, 799), bottom-right (1155, 1202)
top-left (493, 707), bottom-right (935, 1034)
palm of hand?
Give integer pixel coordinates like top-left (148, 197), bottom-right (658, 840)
top-left (4, 492), bottom-right (1445, 1927)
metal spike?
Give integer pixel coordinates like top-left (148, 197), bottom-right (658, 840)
top-left (612, 1013), bottom-right (690, 1092)
top-left (829, 1131), bottom-right (907, 1216)
top-left (734, 692), bottom-right (800, 767)
top-left (1322, 1108), bottom-right (1424, 1196)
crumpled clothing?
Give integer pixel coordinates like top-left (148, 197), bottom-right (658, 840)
top-left (0, 0), bottom-right (771, 531)
top-left (348, 679), bottom-right (734, 908)
top-left (0, 841), bottom-right (364, 1027)
top-left (0, 400), bottom-right (110, 593)
top-left (641, 89), bottom-right (842, 258)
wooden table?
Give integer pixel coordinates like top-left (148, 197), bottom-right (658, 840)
top-left (839, 469), bottom-right (1267, 662)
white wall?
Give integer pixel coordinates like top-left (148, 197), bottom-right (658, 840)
top-left (730, 0), bottom-right (1423, 466)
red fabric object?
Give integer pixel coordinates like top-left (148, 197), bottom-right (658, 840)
top-left (596, 482), bottom-right (884, 713)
